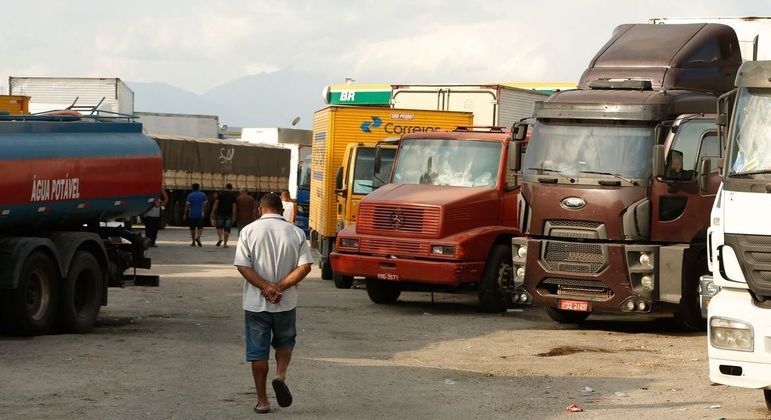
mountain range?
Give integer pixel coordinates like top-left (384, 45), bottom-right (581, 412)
top-left (128, 70), bottom-right (335, 130)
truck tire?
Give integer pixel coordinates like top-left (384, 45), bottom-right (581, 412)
top-left (764, 389), bottom-right (771, 410)
top-left (333, 273), bottom-right (353, 289)
top-left (478, 244), bottom-right (513, 313)
top-left (321, 261), bottom-right (333, 280)
top-left (675, 257), bottom-right (708, 331)
top-left (545, 306), bottom-right (590, 324)
top-left (1, 251), bottom-right (59, 335)
top-left (365, 278), bottom-right (401, 304)
top-left (57, 251), bottom-right (104, 333)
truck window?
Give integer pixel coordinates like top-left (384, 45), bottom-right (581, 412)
top-left (729, 88), bottom-right (771, 175)
top-left (392, 138), bottom-right (501, 188)
top-left (352, 148), bottom-right (395, 194)
top-left (299, 155), bottom-right (311, 189)
top-left (667, 119), bottom-right (717, 180)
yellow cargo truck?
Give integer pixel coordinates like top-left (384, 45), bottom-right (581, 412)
top-left (0, 95), bottom-right (30, 114)
top-left (310, 106), bottom-right (473, 279)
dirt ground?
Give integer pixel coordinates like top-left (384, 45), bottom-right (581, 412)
top-left (1, 227), bottom-right (769, 419)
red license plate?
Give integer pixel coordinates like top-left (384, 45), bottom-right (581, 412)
top-left (559, 299), bottom-right (590, 312)
top-left (377, 272), bottom-right (398, 281)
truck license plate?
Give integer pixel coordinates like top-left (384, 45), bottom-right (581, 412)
top-left (377, 272), bottom-right (398, 281)
top-left (559, 299), bottom-right (589, 312)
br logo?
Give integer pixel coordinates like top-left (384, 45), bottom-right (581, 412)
top-left (359, 116), bottom-right (383, 133)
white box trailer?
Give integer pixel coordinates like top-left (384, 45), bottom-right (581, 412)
top-left (135, 112), bottom-right (220, 138)
top-left (240, 127), bottom-right (312, 198)
top-left (649, 17), bottom-right (771, 60)
top-left (8, 77), bottom-right (134, 115)
top-left (390, 84), bottom-right (548, 127)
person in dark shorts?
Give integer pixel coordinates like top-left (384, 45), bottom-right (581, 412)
top-left (143, 189), bottom-right (168, 247)
top-left (234, 193), bottom-right (313, 414)
top-left (184, 183), bottom-right (208, 247)
top-left (211, 183), bottom-right (237, 248)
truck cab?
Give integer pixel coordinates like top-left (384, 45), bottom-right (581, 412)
top-left (513, 23), bottom-right (741, 327)
top-left (705, 60), bottom-right (771, 410)
top-left (330, 127), bottom-right (523, 312)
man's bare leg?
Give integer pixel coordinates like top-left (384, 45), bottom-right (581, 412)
top-left (275, 347), bottom-right (292, 380)
top-left (251, 361), bottom-right (270, 408)
top-left (223, 231), bottom-right (230, 247)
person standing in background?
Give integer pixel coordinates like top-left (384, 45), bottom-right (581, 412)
top-left (236, 187), bottom-right (258, 230)
top-left (280, 190), bottom-right (296, 224)
top-left (143, 190), bottom-right (168, 247)
top-left (184, 183), bottom-right (208, 247)
top-left (212, 183), bottom-right (237, 248)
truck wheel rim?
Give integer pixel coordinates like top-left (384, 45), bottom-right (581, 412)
top-left (25, 271), bottom-right (49, 321)
top-left (497, 262), bottom-right (513, 289)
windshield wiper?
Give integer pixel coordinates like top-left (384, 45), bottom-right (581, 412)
top-left (527, 167), bottom-right (575, 183)
top-left (579, 170), bottom-right (639, 186)
top-left (730, 169), bottom-right (771, 177)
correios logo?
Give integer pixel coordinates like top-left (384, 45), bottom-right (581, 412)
top-left (359, 115), bottom-right (440, 134)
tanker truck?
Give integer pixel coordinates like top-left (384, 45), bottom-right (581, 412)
top-left (0, 113), bottom-right (162, 335)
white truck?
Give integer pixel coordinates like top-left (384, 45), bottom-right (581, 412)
top-left (239, 127), bottom-right (312, 199)
top-left (135, 112), bottom-right (220, 138)
top-left (390, 84), bottom-right (548, 127)
top-left (649, 17), bottom-right (771, 60)
top-left (704, 60), bottom-right (771, 409)
top-left (9, 77), bottom-right (134, 115)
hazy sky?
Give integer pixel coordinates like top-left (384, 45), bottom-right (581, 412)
top-left (0, 1), bottom-right (767, 93)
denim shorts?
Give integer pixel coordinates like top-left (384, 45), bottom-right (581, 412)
top-left (245, 309), bottom-right (296, 361)
top-left (216, 216), bottom-right (233, 232)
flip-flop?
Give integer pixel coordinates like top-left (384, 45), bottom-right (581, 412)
top-left (272, 378), bottom-right (293, 408)
top-left (254, 404), bottom-right (270, 414)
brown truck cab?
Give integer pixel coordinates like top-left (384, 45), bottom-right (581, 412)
top-left (513, 23), bottom-right (742, 328)
top-left (330, 127), bottom-right (523, 312)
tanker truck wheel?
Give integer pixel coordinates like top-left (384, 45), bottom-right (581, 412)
top-left (365, 278), bottom-right (401, 304)
top-left (546, 306), bottom-right (590, 324)
top-left (57, 251), bottom-right (104, 333)
top-left (478, 244), bottom-right (513, 313)
top-left (333, 273), bottom-right (353, 289)
top-left (2, 251), bottom-right (59, 335)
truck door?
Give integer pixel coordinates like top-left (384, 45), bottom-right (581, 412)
top-left (650, 118), bottom-right (722, 242)
top-left (342, 146), bottom-right (395, 228)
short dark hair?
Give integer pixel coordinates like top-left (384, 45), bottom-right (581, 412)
top-left (259, 193), bottom-right (283, 213)
top-left (192, 183), bottom-right (200, 191)
top-left (225, 183), bottom-right (233, 190)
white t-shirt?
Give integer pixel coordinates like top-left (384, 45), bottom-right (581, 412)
top-left (282, 200), bottom-right (295, 222)
top-left (233, 213), bottom-right (314, 313)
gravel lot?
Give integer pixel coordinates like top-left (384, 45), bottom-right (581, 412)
top-left (1, 227), bottom-right (769, 419)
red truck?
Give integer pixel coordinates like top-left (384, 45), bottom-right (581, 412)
top-left (512, 23), bottom-right (741, 329)
top-left (329, 127), bottom-right (525, 312)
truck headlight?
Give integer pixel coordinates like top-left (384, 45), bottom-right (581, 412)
top-left (640, 275), bottom-right (654, 291)
top-left (516, 266), bottom-right (526, 281)
top-left (339, 238), bottom-right (359, 249)
top-left (639, 252), bottom-right (652, 267)
top-left (431, 245), bottom-right (455, 256)
top-left (710, 317), bottom-right (753, 352)
top-left (516, 245), bottom-right (527, 259)
top-left (297, 205), bottom-right (305, 214)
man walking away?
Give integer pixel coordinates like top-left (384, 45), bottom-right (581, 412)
top-left (143, 190), bottom-right (168, 247)
top-left (236, 187), bottom-right (258, 231)
top-left (235, 193), bottom-right (313, 414)
top-left (280, 190), bottom-right (296, 224)
top-left (184, 183), bottom-right (208, 247)
top-left (212, 183), bottom-right (237, 248)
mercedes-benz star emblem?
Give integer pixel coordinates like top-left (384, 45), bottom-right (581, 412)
top-left (389, 210), bottom-right (405, 228)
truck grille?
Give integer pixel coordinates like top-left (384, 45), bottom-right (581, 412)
top-left (359, 238), bottom-right (429, 256)
top-left (357, 204), bottom-right (440, 235)
top-left (539, 278), bottom-right (613, 299)
top-left (548, 220), bottom-right (602, 229)
top-left (542, 241), bottom-right (606, 273)
top-left (724, 234), bottom-right (771, 298)
top-left (544, 220), bottom-right (606, 240)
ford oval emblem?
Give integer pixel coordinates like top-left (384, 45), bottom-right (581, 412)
top-left (561, 197), bottom-right (586, 210)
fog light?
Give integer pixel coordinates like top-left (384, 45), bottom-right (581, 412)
top-left (640, 275), bottom-right (654, 291)
top-left (705, 281), bottom-right (719, 295)
top-left (516, 245), bottom-right (527, 259)
top-left (431, 245), bottom-right (455, 256)
top-left (516, 266), bottom-right (526, 281)
top-left (639, 252), bottom-right (652, 267)
top-left (637, 301), bottom-right (647, 311)
top-left (519, 293), bottom-right (528, 303)
top-left (710, 317), bottom-right (754, 352)
top-left (625, 301), bottom-right (636, 311)
top-left (339, 238), bottom-right (359, 249)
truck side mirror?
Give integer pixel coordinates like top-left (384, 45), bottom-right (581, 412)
top-left (699, 158), bottom-right (712, 194)
top-left (508, 141), bottom-right (522, 172)
top-left (335, 166), bottom-right (345, 197)
top-left (652, 144), bottom-right (666, 178)
top-left (511, 122), bottom-right (528, 141)
top-left (374, 145), bottom-right (382, 174)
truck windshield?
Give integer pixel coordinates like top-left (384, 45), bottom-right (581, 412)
top-left (352, 148), bottom-right (395, 194)
top-left (299, 155), bottom-right (311, 189)
top-left (392, 138), bottom-right (501, 187)
top-left (524, 121), bottom-right (655, 182)
top-left (728, 88), bottom-right (771, 176)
